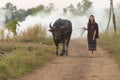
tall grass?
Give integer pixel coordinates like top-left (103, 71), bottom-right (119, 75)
top-left (18, 25), bottom-right (47, 42)
top-left (99, 30), bottom-right (120, 67)
top-left (0, 25), bottom-right (53, 45)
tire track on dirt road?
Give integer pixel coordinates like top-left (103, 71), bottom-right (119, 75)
top-left (17, 39), bottom-right (120, 80)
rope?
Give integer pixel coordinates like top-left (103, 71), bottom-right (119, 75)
top-left (54, 27), bottom-right (86, 39)
top-left (80, 27), bottom-right (86, 38)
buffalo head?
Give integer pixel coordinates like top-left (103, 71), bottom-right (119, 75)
top-left (49, 23), bottom-right (64, 40)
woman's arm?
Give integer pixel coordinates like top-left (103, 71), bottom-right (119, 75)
top-left (95, 23), bottom-right (99, 38)
top-left (93, 30), bottom-right (96, 40)
top-left (84, 23), bottom-right (89, 30)
top-left (82, 27), bottom-right (88, 30)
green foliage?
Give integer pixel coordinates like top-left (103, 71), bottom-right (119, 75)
top-left (15, 9), bottom-right (28, 21)
top-left (6, 19), bottom-right (20, 36)
top-left (32, 5), bottom-right (45, 15)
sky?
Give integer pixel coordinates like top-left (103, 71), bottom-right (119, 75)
top-left (0, 0), bottom-right (120, 9)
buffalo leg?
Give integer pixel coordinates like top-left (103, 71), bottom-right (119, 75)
top-left (55, 43), bottom-right (59, 56)
top-left (60, 43), bottom-right (65, 56)
top-left (65, 45), bottom-right (68, 56)
top-left (65, 38), bottom-right (70, 56)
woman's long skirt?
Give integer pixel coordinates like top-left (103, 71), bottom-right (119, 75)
top-left (88, 39), bottom-right (97, 51)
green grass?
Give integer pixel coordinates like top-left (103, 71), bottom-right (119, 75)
top-left (0, 45), bottom-right (55, 80)
top-left (99, 31), bottom-right (120, 66)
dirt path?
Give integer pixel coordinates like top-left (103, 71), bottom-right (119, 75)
top-left (17, 39), bottom-right (120, 80)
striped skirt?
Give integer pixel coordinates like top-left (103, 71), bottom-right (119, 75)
top-left (88, 39), bottom-right (97, 51)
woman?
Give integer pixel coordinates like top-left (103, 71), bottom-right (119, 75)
top-left (84, 15), bottom-right (99, 57)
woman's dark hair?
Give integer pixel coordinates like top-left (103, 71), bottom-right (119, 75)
top-left (88, 15), bottom-right (96, 24)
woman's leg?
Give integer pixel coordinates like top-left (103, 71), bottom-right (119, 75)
top-left (90, 52), bottom-right (92, 57)
top-left (89, 50), bottom-right (94, 58)
top-left (92, 50), bottom-right (94, 54)
top-left (89, 50), bottom-right (92, 57)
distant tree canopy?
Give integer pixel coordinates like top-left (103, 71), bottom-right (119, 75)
top-left (2, 0), bottom-right (92, 28)
top-left (63, 0), bottom-right (92, 15)
top-left (2, 2), bottom-right (55, 25)
top-left (1, 2), bottom-right (56, 36)
top-left (0, 0), bottom-right (92, 37)
top-left (32, 3), bottom-right (55, 15)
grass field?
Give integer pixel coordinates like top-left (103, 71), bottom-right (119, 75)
top-left (0, 25), bottom-right (56, 80)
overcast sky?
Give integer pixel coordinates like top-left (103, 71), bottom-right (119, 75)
top-left (0, 0), bottom-right (120, 10)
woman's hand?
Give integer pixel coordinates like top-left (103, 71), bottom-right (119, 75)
top-left (83, 27), bottom-right (87, 30)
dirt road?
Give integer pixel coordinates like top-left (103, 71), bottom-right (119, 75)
top-left (17, 39), bottom-right (120, 80)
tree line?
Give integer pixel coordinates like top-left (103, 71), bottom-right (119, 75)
top-left (1, 0), bottom-right (92, 36)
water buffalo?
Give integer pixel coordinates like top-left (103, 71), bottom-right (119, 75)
top-left (49, 18), bottom-right (72, 56)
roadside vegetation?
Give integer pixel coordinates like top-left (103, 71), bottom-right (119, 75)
top-left (99, 9), bottom-right (120, 66)
top-left (99, 30), bottom-right (120, 68)
top-left (0, 25), bottom-right (53, 45)
top-left (0, 25), bottom-right (55, 80)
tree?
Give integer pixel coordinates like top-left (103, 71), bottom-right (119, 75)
top-left (45, 3), bottom-right (55, 13)
top-left (63, 8), bottom-right (67, 13)
top-left (63, 0), bottom-right (92, 15)
top-left (32, 4), bottom-right (45, 15)
top-left (2, 2), bottom-right (56, 24)
top-left (66, 4), bottom-right (77, 15)
top-left (82, 0), bottom-right (92, 12)
top-left (2, 2), bottom-right (18, 26)
top-left (3, 2), bottom-right (17, 21)
top-left (77, 2), bottom-right (82, 11)
top-left (15, 9), bottom-right (27, 21)
top-left (48, 3), bottom-right (55, 10)
top-left (26, 9), bottom-right (32, 16)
